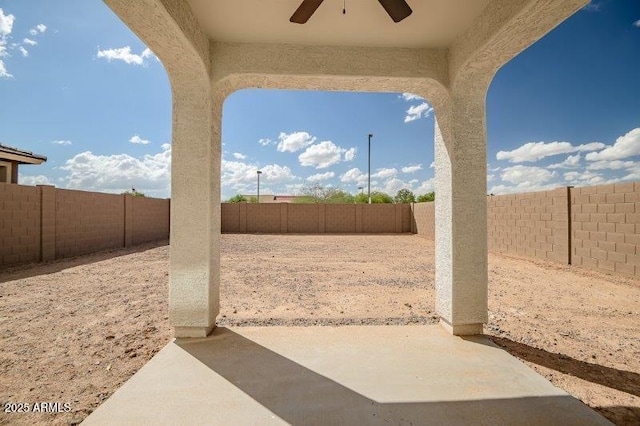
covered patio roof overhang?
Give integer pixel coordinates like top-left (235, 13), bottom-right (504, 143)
top-left (103, 0), bottom-right (588, 338)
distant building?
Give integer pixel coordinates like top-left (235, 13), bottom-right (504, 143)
top-left (0, 144), bottom-right (47, 184)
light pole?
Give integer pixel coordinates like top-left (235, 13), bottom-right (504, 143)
top-left (368, 133), bottom-right (373, 204)
top-left (256, 170), bottom-right (262, 203)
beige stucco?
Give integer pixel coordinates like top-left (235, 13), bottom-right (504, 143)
top-left (104, 0), bottom-right (588, 337)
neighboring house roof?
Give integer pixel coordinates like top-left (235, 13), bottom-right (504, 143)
top-left (0, 144), bottom-right (47, 165)
top-left (242, 194), bottom-right (277, 203)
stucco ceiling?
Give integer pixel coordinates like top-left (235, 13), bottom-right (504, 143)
top-left (187, 0), bottom-right (491, 48)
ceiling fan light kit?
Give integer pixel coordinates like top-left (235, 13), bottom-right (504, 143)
top-left (290, 0), bottom-right (412, 24)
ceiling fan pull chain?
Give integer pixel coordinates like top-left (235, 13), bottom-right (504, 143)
top-left (343, 0), bottom-right (346, 15)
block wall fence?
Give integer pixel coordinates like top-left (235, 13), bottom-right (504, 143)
top-left (3, 181), bottom-right (639, 276)
top-left (412, 182), bottom-right (640, 277)
top-left (0, 183), bottom-right (170, 268)
top-left (221, 203), bottom-right (412, 234)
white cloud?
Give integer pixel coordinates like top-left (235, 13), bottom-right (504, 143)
top-left (18, 46), bottom-right (27, 57)
top-left (340, 168), bottom-right (368, 185)
top-left (0, 9), bottom-right (14, 37)
top-left (19, 174), bottom-right (52, 186)
top-left (0, 59), bottom-right (11, 78)
top-left (298, 141), bottom-right (345, 169)
top-left (129, 135), bottom-right (150, 145)
top-left (496, 141), bottom-right (605, 163)
top-left (501, 165), bottom-right (554, 185)
top-left (548, 153), bottom-right (581, 169)
top-left (260, 164), bottom-right (297, 183)
top-left (23, 38), bottom-right (36, 46)
top-left (372, 168), bottom-right (397, 179)
top-left (489, 165), bottom-right (558, 195)
top-left (258, 137), bottom-right (274, 146)
top-left (307, 171), bottom-right (335, 182)
top-left (634, 19), bottom-right (640, 27)
top-left (584, 128), bottom-right (640, 161)
top-left (277, 131), bottom-right (316, 153)
top-left (97, 46), bottom-right (155, 66)
top-left (221, 160), bottom-right (297, 191)
top-left (29, 24), bottom-right (46, 36)
top-left (60, 144), bottom-right (171, 196)
top-left (415, 178), bottom-right (435, 195)
top-left (401, 164), bottom-right (422, 174)
top-left (489, 183), bottom-right (559, 195)
top-left (404, 102), bottom-right (433, 123)
top-left (586, 159), bottom-right (637, 171)
top-left (232, 152), bottom-right (247, 160)
top-left (344, 147), bottom-right (357, 161)
top-left (563, 170), bottom-right (608, 186)
top-left (400, 93), bottom-right (424, 102)
top-left (582, 1), bottom-right (601, 12)
top-left (52, 140), bottom-right (72, 146)
top-left (0, 8), bottom-right (14, 65)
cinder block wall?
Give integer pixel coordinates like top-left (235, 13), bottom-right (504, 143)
top-left (411, 202), bottom-right (435, 239)
top-left (487, 188), bottom-right (569, 264)
top-left (0, 183), bottom-right (170, 268)
top-left (411, 183), bottom-right (640, 277)
top-left (571, 182), bottom-right (640, 275)
top-left (0, 183), bottom-right (41, 265)
top-left (55, 189), bottom-right (125, 258)
top-left (130, 196), bottom-right (171, 245)
top-left (221, 203), bottom-right (412, 234)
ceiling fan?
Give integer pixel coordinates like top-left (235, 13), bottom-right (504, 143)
top-left (290, 0), bottom-right (412, 24)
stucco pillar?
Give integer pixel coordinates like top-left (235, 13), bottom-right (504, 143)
top-left (169, 94), bottom-right (220, 338)
top-left (434, 92), bottom-right (488, 335)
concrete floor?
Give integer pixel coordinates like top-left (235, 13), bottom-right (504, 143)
top-left (84, 325), bottom-right (610, 425)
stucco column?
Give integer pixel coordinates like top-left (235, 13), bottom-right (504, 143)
top-left (434, 92), bottom-right (488, 335)
top-left (169, 94), bottom-right (220, 338)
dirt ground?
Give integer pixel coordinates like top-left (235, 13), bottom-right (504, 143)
top-left (0, 234), bottom-right (638, 425)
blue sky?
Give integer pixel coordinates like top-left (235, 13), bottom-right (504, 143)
top-left (0, 0), bottom-right (638, 200)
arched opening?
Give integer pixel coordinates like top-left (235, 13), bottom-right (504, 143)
top-left (218, 88), bottom-right (438, 326)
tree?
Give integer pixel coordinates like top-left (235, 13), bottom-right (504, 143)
top-left (371, 191), bottom-right (393, 203)
top-left (295, 185), bottom-right (355, 203)
top-left (354, 191), bottom-right (393, 203)
top-left (122, 190), bottom-right (145, 197)
top-left (394, 188), bottom-right (415, 204)
top-left (417, 192), bottom-right (435, 202)
top-left (227, 194), bottom-right (247, 203)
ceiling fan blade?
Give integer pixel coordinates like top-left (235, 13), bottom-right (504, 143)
top-left (377, 0), bottom-right (412, 23)
top-left (290, 0), bottom-right (324, 24)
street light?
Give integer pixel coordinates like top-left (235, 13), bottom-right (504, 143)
top-left (256, 170), bottom-right (262, 203)
top-left (358, 186), bottom-right (364, 194)
top-left (368, 133), bottom-right (373, 204)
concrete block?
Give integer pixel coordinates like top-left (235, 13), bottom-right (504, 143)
top-left (590, 248), bottom-right (607, 260)
top-left (597, 259), bottom-right (615, 271)
top-left (597, 203), bottom-right (614, 214)
top-left (615, 203), bottom-right (635, 213)
top-left (607, 251), bottom-right (625, 263)
top-left (615, 262), bottom-right (635, 275)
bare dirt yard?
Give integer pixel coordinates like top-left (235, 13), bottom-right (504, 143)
top-left (0, 234), bottom-right (638, 425)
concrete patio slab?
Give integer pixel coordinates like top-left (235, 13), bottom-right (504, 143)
top-left (84, 325), bottom-right (610, 425)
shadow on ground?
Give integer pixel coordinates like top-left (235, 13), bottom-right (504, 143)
top-left (173, 328), bottom-right (609, 425)
top-left (489, 336), bottom-right (640, 397)
top-left (0, 240), bottom-right (168, 283)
